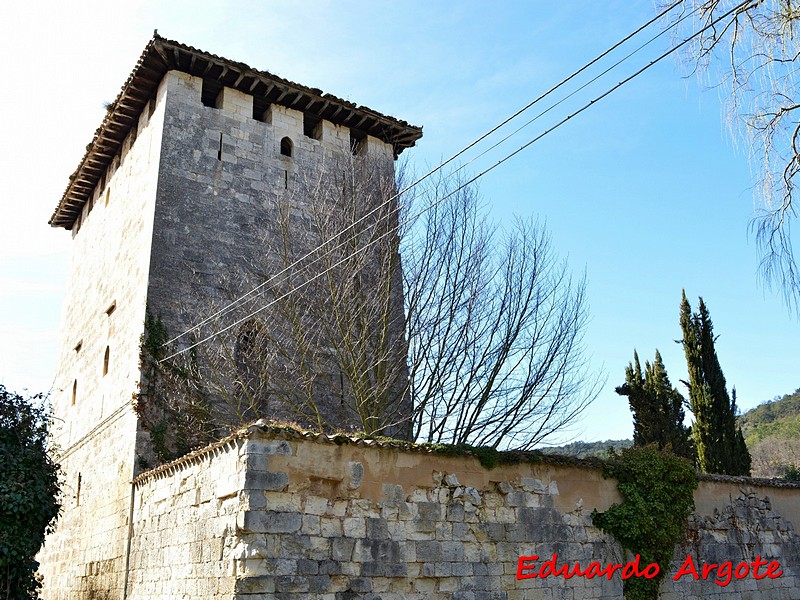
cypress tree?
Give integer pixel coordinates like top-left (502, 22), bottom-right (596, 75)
top-left (616, 350), bottom-right (694, 459)
top-left (679, 291), bottom-right (751, 475)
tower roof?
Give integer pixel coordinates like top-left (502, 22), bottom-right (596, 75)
top-left (49, 33), bottom-right (423, 229)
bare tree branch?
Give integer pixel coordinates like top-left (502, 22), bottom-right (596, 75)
top-left (403, 171), bottom-right (603, 450)
top-left (668, 0), bottom-right (800, 311)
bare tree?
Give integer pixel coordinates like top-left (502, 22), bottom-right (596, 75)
top-left (667, 0), bottom-right (800, 310)
top-left (140, 158), bottom-right (600, 455)
top-left (403, 171), bottom-right (602, 450)
top-left (190, 153), bottom-right (411, 439)
top-left (749, 435), bottom-right (800, 477)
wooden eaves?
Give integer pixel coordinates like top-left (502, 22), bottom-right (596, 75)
top-left (49, 33), bottom-right (423, 229)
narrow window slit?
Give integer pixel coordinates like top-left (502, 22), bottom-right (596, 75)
top-left (218, 133), bottom-right (223, 161)
top-left (103, 346), bottom-right (110, 376)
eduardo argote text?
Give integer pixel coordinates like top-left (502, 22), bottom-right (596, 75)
top-left (517, 553), bottom-right (783, 587)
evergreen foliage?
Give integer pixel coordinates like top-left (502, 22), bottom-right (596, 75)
top-left (615, 350), bottom-right (694, 460)
top-left (592, 445), bottom-right (697, 600)
top-left (0, 386), bottom-right (61, 599)
top-left (679, 292), bottom-right (751, 475)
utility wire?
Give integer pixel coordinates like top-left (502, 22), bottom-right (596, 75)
top-left (162, 0), bottom-right (685, 347)
top-left (160, 0), bottom-right (750, 363)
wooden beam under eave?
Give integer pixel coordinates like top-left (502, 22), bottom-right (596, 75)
top-left (118, 100), bottom-right (141, 111)
top-left (92, 141), bottom-right (116, 153)
top-left (151, 43), bottom-right (171, 66)
top-left (274, 88), bottom-right (290, 103)
top-left (126, 83), bottom-right (153, 97)
top-left (262, 82), bottom-right (276, 99)
top-left (135, 68), bottom-right (163, 84)
top-left (97, 131), bottom-right (120, 143)
top-left (114, 109), bottom-right (139, 121)
top-left (343, 110), bottom-right (358, 126)
top-left (84, 162), bottom-right (104, 173)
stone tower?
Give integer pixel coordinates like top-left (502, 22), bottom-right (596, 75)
top-left (41, 34), bottom-right (421, 598)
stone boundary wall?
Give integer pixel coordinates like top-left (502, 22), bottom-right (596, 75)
top-left (122, 425), bottom-right (800, 600)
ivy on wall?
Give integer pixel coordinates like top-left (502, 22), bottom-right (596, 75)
top-left (133, 313), bottom-right (215, 465)
top-left (592, 445), bottom-right (697, 600)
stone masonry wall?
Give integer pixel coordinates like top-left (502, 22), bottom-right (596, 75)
top-left (126, 438), bottom-right (243, 598)
top-left (39, 72), bottom-right (169, 600)
top-left (122, 425), bottom-right (800, 600)
top-left (42, 66), bottom-right (412, 599)
top-left (143, 70), bottom-right (410, 437)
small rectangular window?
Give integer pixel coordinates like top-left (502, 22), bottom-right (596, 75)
top-left (105, 301), bottom-right (116, 316)
top-left (303, 114), bottom-right (322, 140)
top-left (350, 131), bottom-right (366, 155)
top-left (253, 96), bottom-right (270, 122)
top-left (201, 79), bottom-right (224, 108)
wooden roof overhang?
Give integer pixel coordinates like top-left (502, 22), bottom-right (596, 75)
top-left (49, 33), bottom-right (423, 229)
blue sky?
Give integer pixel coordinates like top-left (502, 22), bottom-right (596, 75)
top-left (1, 1), bottom-right (797, 444)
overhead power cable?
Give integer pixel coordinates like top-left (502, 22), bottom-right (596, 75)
top-left (159, 0), bottom-right (751, 363)
top-left (162, 0), bottom-right (685, 348)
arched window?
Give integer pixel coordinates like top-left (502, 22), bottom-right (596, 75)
top-left (234, 320), bottom-right (266, 419)
top-left (72, 380), bottom-right (77, 405)
top-left (235, 321), bottom-right (261, 371)
top-left (280, 137), bottom-right (293, 157)
top-left (103, 346), bottom-right (110, 376)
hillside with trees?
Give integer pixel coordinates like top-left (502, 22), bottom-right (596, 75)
top-left (540, 439), bottom-right (632, 459)
top-left (739, 388), bottom-right (800, 478)
top-left (544, 389), bottom-right (800, 478)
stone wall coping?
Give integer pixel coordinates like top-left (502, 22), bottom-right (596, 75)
top-left (131, 418), bottom-right (800, 490)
